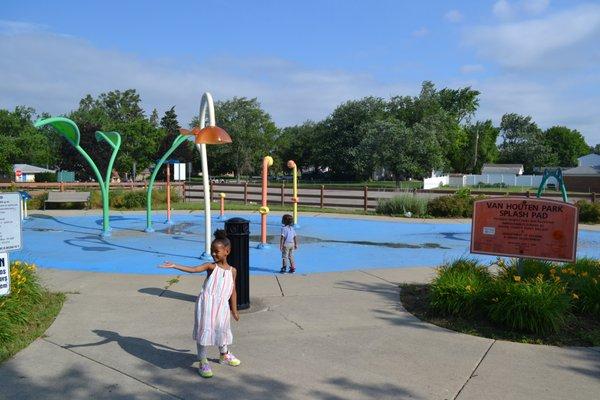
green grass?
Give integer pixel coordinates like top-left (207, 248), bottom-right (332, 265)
top-left (0, 261), bottom-right (65, 363)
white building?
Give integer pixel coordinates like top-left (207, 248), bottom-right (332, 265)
top-left (12, 164), bottom-right (56, 182)
top-left (577, 154), bottom-right (600, 167)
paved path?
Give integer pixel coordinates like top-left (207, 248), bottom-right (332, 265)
top-left (2, 267), bottom-right (599, 399)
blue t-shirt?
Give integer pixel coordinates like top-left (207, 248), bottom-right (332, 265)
top-left (281, 225), bottom-right (296, 245)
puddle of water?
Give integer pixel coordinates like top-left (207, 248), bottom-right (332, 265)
top-left (248, 235), bottom-right (450, 249)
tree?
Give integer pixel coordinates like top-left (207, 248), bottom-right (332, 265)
top-left (593, 144), bottom-right (600, 155)
top-left (388, 81), bottom-right (481, 173)
top-left (498, 113), bottom-right (557, 173)
top-left (194, 97), bottom-right (277, 180)
top-left (275, 121), bottom-right (321, 174)
top-left (357, 119), bottom-right (444, 185)
top-left (319, 96), bottom-right (388, 180)
top-left (156, 107), bottom-right (194, 176)
top-left (66, 89), bottom-right (163, 180)
top-left (464, 121), bottom-right (500, 173)
top-left (543, 126), bottom-right (589, 167)
top-left (0, 107), bottom-right (56, 176)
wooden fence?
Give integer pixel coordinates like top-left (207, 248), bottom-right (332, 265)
top-left (0, 181), bottom-right (185, 196)
top-left (2, 181), bottom-right (595, 211)
top-left (184, 182), bottom-right (598, 211)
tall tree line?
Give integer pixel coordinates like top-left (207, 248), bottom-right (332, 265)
top-left (0, 84), bottom-right (595, 181)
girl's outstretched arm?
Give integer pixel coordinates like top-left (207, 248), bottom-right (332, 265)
top-left (230, 268), bottom-right (240, 321)
top-left (159, 261), bottom-right (214, 273)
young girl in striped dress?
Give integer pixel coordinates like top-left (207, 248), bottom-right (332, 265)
top-left (159, 229), bottom-right (240, 378)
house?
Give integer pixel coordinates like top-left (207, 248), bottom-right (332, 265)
top-left (481, 164), bottom-right (524, 175)
top-left (12, 164), bottom-right (56, 182)
top-left (562, 165), bottom-right (600, 193)
top-left (577, 153), bottom-right (600, 167)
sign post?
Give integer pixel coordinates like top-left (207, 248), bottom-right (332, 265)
top-left (0, 253), bottom-right (10, 296)
top-left (0, 193), bottom-right (22, 297)
top-left (471, 197), bottom-right (578, 263)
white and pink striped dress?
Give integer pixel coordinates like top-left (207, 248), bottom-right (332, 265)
top-left (193, 264), bottom-right (234, 346)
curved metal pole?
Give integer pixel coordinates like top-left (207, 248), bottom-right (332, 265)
top-left (75, 145), bottom-right (109, 236)
top-left (288, 160), bottom-right (299, 226)
top-left (146, 134), bottom-right (188, 232)
top-left (258, 156), bottom-right (273, 249)
top-left (197, 92), bottom-right (216, 260)
top-left (100, 133), bottom-right (122, 233)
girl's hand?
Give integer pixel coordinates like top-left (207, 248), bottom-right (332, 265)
top-left (294, 245), bottom-right (298, 250)
top-left (159, 261), bottom-right (176, 269)
top-left (232, 310), bottom-right (240, 321)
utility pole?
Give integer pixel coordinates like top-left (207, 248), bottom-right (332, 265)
top-left (473, 127), bottom-right (479, 173)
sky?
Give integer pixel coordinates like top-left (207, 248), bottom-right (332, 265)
top-left (1, 0), bottom-right (599, 145)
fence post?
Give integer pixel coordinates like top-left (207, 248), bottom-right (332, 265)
top-left (593, 193), bottom-right (597, 203)
top-left (526, 190), bottom-right (530, 198)
top-left (363, 186), bottom-right (368, 212)
top-left (244, 182), bottom-right (248, 204)
top-left (281, 183), bottom-right (285, 206)
top-left (182, 181), bottom-right (186, 202)
top-left (320, 185), bottom-right (324, 208)
top-left (210, 181), bottom-right (214, 202)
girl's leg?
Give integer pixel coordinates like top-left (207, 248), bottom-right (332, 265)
top-left (197, 343), bottom-right (208, 360)
top-left (219, 344), bottom-right (228, 355)
top-left (197, 343), bottom-right (213, 378)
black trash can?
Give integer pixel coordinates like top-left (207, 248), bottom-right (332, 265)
top-left (225, 218), bottom-right (250, 310)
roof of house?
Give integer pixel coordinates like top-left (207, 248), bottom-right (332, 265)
top-left (578, 153), bottom-right (600, 167)
top-left (12, 164), bottom-right (56, 174)
top-left (562, 165), bottom-right (600, 176)
top-left (481, 163), bottom-right (524, 175)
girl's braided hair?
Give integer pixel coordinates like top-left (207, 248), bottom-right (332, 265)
top-left (213, 229), bottom-right (231, 248)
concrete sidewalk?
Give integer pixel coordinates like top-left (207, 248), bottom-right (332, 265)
top-left (2, 267), bottom-right (599, 399)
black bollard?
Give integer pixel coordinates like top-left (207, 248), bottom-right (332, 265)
top-left (225, 217), bottom-right (250, 310)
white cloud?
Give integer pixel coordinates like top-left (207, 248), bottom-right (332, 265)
top-left (493, 0), bottom-right (513, 18)
top-left (412, 27), bottom-right (429, 37)
top-left (493, 0), bottom-right (550, 19)
top-left (522, 0), bottom-right (550, 15)
top-left (466, 4), bottom-right (600, 70)
top-left (0, 29), bottom-right (414, 127)
top-left (444, 10), bottom-right (464, 23)
top-left (460, 64), bottom-right (485, 74)
top-left (0, 20), bottom-right (48, 35)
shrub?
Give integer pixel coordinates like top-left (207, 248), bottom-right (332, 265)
top-left (576, 200), bottom-right (600, 224)
top-left (427, 195), bottom-right (469, 217)
top-left (429, 259), bottom-right (492, 317)
top-left (488, 278), bottom-right (570, 335)
top-left (0, 261), bottom-right (43, 344)
top-left (497, 258), bottom-right (556, 282)
top-left (559, 258), bottom-right (600, 317)
top-left (376, 194), bottom-right (427, 216)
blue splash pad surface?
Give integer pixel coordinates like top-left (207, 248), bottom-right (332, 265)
top-left (12, 213), bottom-right (600, 275)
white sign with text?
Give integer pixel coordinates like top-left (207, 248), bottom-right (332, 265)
top-left (0, 252), bottom-right (10, 296)
top-left (0, 193), bottom-right (22, 252)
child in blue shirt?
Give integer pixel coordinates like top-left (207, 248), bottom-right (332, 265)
top-left (280, 214), bottom-right (298, 273)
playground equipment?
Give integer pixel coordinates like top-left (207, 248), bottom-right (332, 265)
top-left (35, 117), bottom-right (121, 237)
top-left (146, 136), bottom-right (190, 231)
top-left (287, 160), bottom-right (299, 227)
top-left (19, 191), bottom-right (31, 220)
top-left (218, 192), bottom-right (226, 220)
top-left (145, 92), bottom-right (231, 238)
top-left (257, 156), bottom-right (273, 249)
top-left (195, 92), bottom-right (232, 259)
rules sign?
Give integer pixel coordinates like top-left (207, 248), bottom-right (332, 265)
top-left (471, 197), bottom-right (578, 262)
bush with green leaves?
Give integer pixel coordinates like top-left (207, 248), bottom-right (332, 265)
top-left (488, 277), bottom-right (570, 335)
top-left (376, 194), bottom-right (427, 216)
top-left (429, 258), bottom-right (493, 317)
top-left (576, 200), bottom-right (600, 224)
